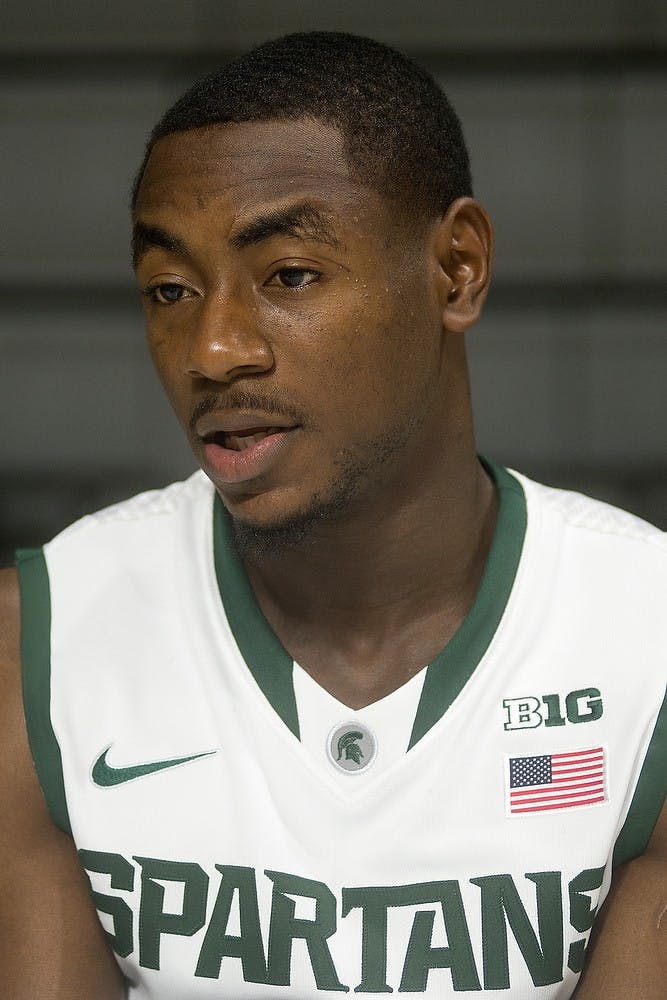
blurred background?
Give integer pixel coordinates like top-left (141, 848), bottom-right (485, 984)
top-left (1, 0), bottom-right (665, 562)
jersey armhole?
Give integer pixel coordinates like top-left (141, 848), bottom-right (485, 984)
top-left (612, 685), bottom-right (667, 868)
top-left (15, 548), bottom-right (72, 835)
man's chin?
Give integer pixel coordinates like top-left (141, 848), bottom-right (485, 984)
top-left (231, 514), bottom-right (316, 557)
top-left (225, 435), bottom-right (403, 557)
top-left (229, 485), bottom-right (356, 558)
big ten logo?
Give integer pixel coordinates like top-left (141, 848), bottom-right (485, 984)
top-left (503, 689), bottom-right (603, 731)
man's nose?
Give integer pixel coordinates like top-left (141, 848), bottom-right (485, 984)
top-left (185, 292), bottom-right (274, 384)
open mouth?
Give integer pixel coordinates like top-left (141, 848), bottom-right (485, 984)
top-left (205, 427), bottom-right (286, 452)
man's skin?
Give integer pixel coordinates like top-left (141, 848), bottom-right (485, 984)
top-left (0, 117), bottom-right (665, 997)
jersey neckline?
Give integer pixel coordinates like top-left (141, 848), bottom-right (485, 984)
top-left (211, 459), bottom-right (527, 748)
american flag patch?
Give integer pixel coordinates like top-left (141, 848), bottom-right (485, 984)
top-left (506, 746), bottom-right (607, 815)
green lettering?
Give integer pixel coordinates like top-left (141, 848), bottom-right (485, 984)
top-left (567, 939), bottom-right (587, 974)
top-left (265, 870), bottom-right (348, 991)
top-left (195, 865), bottom-right (266, 982)
top-left (471, 872), bottom-right (563, 989)
top-left (541, 693), bottom-right (566, 727)
top-left (133, 857), bottom-right (208, 971)
top-left (566, 688), bottom-right (603, 724)
top-left (79, 849), bottom-right (134, 958)
top-left (567, 866), bottom-right (605, 973)
top-left (342, 881), bottom-right (480, 994)
top-left (503, 696), bottom-right (543, 730)
top-left (399, 882), bottom-right (481, 993)
top-left (341, 886), bottom-right (393, 993)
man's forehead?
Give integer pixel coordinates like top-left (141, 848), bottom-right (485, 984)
top-left (137, 119), bottom-right (354, 207)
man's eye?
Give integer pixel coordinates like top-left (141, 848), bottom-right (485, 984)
top-left (270, 268), bottom-right (320, 289)
top-left (144, 283), bottom-right (189, 304)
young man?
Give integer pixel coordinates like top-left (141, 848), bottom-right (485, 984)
top-left (0, 31), bottom-right (664, 999)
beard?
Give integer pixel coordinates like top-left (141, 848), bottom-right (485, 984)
top-left (231, 485), bottom-right (351, 556)
top-left (230, 422), bottom-right (420, 558)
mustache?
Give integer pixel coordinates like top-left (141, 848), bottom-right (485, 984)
top-left (188, 390), bottom-right (309, 435)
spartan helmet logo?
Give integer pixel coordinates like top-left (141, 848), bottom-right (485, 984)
top-left (328, 722), bottom-right (377, 773)
top-left (336, 730), bottom-right (365, 764)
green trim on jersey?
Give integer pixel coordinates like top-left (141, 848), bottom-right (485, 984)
top-left (212, 460), bottom-right (526, 750)
top-left (408, 461), bottom-right (527, 748)
top-left (15, 547), bottom-right (72, 835)
top-left (612, 685), bottom-right (667, 868)
top-left (213, 501), bottom-right (300, 739)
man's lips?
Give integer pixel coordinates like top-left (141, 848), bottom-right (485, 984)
top-left (195, 411), bottom-right (300, 485)
top-left (202, 425), bottom-right (287, 452)
top-left (196, 410), bottom-right (297, 440)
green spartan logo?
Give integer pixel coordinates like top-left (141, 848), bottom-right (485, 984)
top-left (337, 731), bottom-right (365, 764)
top-left (328, 722), bottom-right (377, 773)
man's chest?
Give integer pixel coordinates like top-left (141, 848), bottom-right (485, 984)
top-left (69, 649), bottom-right (623, 999)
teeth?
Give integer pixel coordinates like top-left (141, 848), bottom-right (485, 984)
top-left (225, 428), bottom-right (279, 451)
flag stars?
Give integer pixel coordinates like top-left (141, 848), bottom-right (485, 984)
top-left (509, 755), bottom-right (552, 788)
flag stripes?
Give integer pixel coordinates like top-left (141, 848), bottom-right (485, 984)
top-left (507, 746), bottom-right (606, 815)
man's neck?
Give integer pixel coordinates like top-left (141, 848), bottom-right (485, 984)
top-left (238, 450), bottom-right (498, 708)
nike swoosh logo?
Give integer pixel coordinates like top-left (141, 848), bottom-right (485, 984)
top-left (91, 745), bottom-right (218, 787)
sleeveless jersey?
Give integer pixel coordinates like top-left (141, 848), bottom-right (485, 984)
top-left (17, 462), bottom-right (667, 999)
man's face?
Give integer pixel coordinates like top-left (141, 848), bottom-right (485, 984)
top-left (133, 119), bottom-right (451, 539)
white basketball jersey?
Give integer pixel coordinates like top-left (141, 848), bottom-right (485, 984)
top-left (17, 462), bottom-right (666, 998)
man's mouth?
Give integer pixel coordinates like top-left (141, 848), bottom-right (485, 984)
top-left (195, 410), bottom-right (301, 484)
top-left (209, 427), bottom-right (285, 452)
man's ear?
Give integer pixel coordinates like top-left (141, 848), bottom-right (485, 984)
top-left (434, 197), bottom-right (494, 334)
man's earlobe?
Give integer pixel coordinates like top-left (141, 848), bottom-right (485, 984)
top-left (436, 198), bottom-right (494, 334)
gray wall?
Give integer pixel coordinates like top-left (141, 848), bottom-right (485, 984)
top-left (2, 1), bottom-right (666, 560)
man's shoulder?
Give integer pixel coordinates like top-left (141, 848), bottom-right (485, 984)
top-left (513, 467), bottom-right (666, 554)
top-left (46, 470), bottom-right (212, 553)
top-left (508, 467), bottom-right (666, 626)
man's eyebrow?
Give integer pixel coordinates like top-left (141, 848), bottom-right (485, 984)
top-left (131, 223), bottom-right (189, 269)
top-left (229, 201), bottom-right (343, 252)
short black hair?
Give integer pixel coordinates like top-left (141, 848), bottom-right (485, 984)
top-left (131, 31), bottom-right (473, 221)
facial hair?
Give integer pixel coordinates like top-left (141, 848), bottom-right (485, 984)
top-left (231, 421), bottom-right (421, 558)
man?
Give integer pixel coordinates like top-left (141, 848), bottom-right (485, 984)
top-left (0, 31), bottom-right (664, 999)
